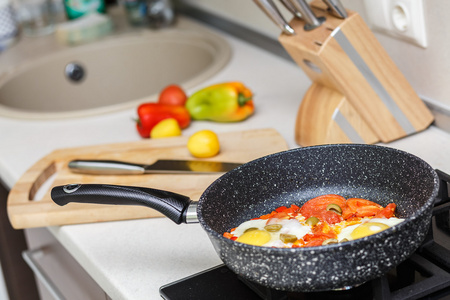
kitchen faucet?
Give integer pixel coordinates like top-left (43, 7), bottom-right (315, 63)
top-left (145, 0), bottom-right (174, 28)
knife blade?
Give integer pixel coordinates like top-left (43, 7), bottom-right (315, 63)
top-left (253, 0), bottom-right (295, 35)
top-left (322, 0), bottom-right (347, 18)
top-left (68, 159), bottom-right (242, 175)
top-left (287, 0), bottom-right (325, 30)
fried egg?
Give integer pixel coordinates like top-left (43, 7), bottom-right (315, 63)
top-left (225, 196), bottom-right (405, 248)
top-left (337, 217), bottom-right (404, 242)
top-left (231, 218), bottom-right (312, 247)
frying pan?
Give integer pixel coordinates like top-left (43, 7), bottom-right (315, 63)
top-left (51, 144), bottom-right (439, 292)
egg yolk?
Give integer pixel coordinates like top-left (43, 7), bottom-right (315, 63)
top-left (350, 222), bottom-right (390, 240)
top-left (236, 230), bottom-right (271, 246)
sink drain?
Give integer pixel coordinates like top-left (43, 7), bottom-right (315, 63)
top-left (65, 63), bottom-right (85, 82)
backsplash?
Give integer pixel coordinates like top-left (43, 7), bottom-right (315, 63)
top-left (178, 0), bottom-right (450, 132)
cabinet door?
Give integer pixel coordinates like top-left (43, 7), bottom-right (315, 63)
top-left (0, 180), bottom-right (39, 300)
top-left (25, 228), bottom-right (110, 300)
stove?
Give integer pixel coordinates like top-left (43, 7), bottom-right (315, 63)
top-left (160, 170), bottom-right (450, 300)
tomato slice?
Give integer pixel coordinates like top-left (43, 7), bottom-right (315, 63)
top-left (223, 232), bottom-right (233, 239)
top-left (275, 206), bottom-right (288, 213)
top-left (303, 239), bottom-right (326, 248)
top-left (272, 211), bottom-right (288, 219)
top-left (346, 198), bottom-right (383, 211)
top-left (259, 211), bottom-right (276, 220)
top-left (341, 205), bottom-right (356, 220)
top-left (355, 206), bottom-right (382, 217)
top-left (303, 224), bottom-right (337, 247)
top-left (299, 194), bottom-right (346, 224)
top-left (374, 203), bottom-right (397, 218)
top-left (346, 198), bottom-right (385, 217)
top-left (318, 210), bottom-right (343, 224)
top-left (300, 194), bottom-right (346, 217)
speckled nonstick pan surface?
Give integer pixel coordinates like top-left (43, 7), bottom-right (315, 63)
top-left (197, 144), bottom-right (439, 291)
top-left (51, 144), bottom-right (440, 292)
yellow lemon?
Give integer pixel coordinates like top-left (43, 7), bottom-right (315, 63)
top-left (150, 118), bottom-right (181, 139)
top-left (187, 130), bottom-right (220, 158)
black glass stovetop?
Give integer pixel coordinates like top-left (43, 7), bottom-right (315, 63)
top-left (160, 170), bottom-right (450, 300)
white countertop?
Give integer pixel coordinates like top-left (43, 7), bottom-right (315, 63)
top-left (2, 16), bottom-right (450, 300)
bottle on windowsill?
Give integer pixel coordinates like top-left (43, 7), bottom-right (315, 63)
top-left (63, 0), bottom-right (106, 20)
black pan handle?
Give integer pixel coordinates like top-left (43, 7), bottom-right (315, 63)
top-left (51, 184), bottom-right (192, 224)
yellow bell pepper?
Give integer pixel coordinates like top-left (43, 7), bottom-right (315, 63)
top-left (185, 82), bottom-right (254, 122)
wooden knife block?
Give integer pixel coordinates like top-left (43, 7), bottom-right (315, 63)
top-left (278, 2), bottom-right (433, 147)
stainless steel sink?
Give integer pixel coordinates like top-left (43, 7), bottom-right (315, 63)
top-left (0, 26), bottom-right (231, 119)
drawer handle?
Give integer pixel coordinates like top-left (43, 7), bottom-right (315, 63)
top-left (22, 248), bottom-right (65, 300)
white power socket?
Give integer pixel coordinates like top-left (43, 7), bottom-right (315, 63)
top-left (363, 0), bottom-right (427, 48)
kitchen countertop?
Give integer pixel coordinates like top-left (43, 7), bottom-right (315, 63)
top-left (2, 14), bottom-right (450, 300)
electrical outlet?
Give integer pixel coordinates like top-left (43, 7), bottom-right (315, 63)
top-left (363, 0), bottom-right (427, 48)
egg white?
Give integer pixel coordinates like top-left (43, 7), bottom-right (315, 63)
top-left (232, 219), bottom-right (268, 237)
top-left (336, 217), bottom-right (405, 242)
top-left (231, 215), bottom-right (405, 247)
top-left (336, 223), bottom-right (361, 242)
top-left (232, 218), bottom-right (312, 247)
top-left (369, 218), bottom-right (405, 227)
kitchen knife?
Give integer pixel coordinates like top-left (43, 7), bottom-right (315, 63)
top-left (253, 0), bottom-right (295, 35)
top-left (322, 0), bottom-right (347, 18)
top-left (68, 159), bottom-right (242, 175)
top-left (287, 0), bottom-right (325, 30)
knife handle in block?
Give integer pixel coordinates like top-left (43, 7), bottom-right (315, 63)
top-left (278, 1), bottom-right (433, 144)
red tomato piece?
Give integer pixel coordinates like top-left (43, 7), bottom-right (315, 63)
top-left (303, 224), bottom-right (337, 247)
top-left (346, 198), bottom-right (384, 218)
top-left (303, 239), bottom-right (325, 248)
top-left (223, 232), bottom-right (233, 239)
top-left (299, 194), bottom-right (346, 224)
top-left (260, 211), bottom-right (277, 220)
top-left (317, 210), bottom-right (343, 224)
top-left (341, 205), bottom-right (356, 220)
top-left (272, 211), bottom-right (288, 219)
top-left (300, 194), bottom-right (347, 218)
top-left (346, 198), bottom-right (383, 211)
top-left (290, 204), bottom-right (300, 211)
top-left (374, 203), bottom-right (397, 218)
top-left (275, 206), bottom-right (288, 213)
top-left (355, 206), bottom-right (383, 217)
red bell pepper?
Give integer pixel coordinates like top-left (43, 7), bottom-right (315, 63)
top-left (136, 103), bottom-right (190, 138)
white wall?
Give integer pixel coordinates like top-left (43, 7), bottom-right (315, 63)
top-left (182, 0), bottom-right (450, 112)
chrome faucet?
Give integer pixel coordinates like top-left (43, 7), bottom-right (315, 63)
top-left (145, 0), bottom-right (174, 28)
top-left (123, 0), bottom-right (174, 28)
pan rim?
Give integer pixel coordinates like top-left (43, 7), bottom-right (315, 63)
top-left (197, 143), bottom-right (440, 253)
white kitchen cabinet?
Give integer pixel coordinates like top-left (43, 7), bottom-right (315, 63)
top-left (0, 264), bottom-right (8, 300)
top-left (24, 228), bottom-right (110, 300)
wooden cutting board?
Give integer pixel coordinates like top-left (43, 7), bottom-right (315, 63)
top-left (7, 129), bottom-right (288, 229)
